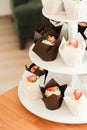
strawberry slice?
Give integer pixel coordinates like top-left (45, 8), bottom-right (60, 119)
top-left (47, 86), bottom-right (58, 91)
top-left (68, 39), bottom-right (78, 48)
top-left (74, 89), bottom-right (82, 100)
top-left (27, 75), bottom-right (37, 82)
top-left (31, 65), bottom-right (38, 72)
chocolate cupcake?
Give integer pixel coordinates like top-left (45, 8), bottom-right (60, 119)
top-left (40, 78), bottom-right (67, 110)
top-left (33, 34), bottom-right (61, 61)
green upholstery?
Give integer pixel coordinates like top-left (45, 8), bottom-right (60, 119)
top-left (10, 0), bottom-right (44, 49)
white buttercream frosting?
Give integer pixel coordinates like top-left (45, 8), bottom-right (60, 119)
top-left (42, 40), bottom-right (54, 46)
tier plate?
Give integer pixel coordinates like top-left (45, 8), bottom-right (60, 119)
top-left (18, 82), bottom-right (87, 124)
top-left (42, 8), bottom-right (87, 22)
top-left (29, 44), bottom-right (87, 74)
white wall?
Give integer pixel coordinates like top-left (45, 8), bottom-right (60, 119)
top-left (0, 0), bottom-right (12, 16)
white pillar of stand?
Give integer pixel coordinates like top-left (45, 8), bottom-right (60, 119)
top-left (68, 21), bottom-right (78, 87)
top-left (68, 21), bottom-right (78, 40)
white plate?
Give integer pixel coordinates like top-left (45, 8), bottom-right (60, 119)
top-left (18, 83), bottom-right (87, 124)
top-left (29, 44), bottom-right (87, 74)
top-left (42, 8), bottom-right (87, 22)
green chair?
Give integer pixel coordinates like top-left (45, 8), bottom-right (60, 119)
top-left (10, 0), bottom-right (44, 49)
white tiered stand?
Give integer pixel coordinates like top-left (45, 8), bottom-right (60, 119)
top-left (18, 6), bottom-right (87, 124)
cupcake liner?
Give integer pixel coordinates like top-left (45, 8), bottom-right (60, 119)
top-left (33, 19), bottom-right (53, 43)
top-left (23, 78), bottom-right (41, 100)
top-left (41, 0), bottom-right (63, 15)
top-left (63, 0), bottom-right (76, 19)
top-left (64, 95), bottom-right (87, 116)
top-left (42, 94), bottom-right (62, 110)
top-left (78, 22), bottom-right (87, 40)
top-left (40, 78), bottom-right (67, 110)
top-left (63, 0), bottom-right (87, 19)
top-left (84, 28), bottom-right (87, 39)
top-left (33, 37), bottom-right (61, 61)
top-left (64, 75), bottom-right (87, 116)
top-left (20, 69), bottom-right (42, 100)
top-left (59, 33), bottom-right (86, 66)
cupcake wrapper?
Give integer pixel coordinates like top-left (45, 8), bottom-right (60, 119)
top-left (84, 29), bottom-right (87, 39)
top-left (78, 24), bottom-right (87, 40)
top-left (33, 38), bottom-right (61, 61)
top-left (64, 96), bottom-right (87, 116)
top-left (40, 78), bottom-right (67, 110)
top-left (42, 94), bottom-right (62, 110)
top-left (59, 34), bottom-right (86, 66)
top-left (41, 0), bottom-right (63, 15)
top-left (64, 75), bottom-right (87, 116)
top-left (63, 0), bottom-right (87, 19)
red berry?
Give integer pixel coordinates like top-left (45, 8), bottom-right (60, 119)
top-left (27, 75), bottom-right (37, 82)
top-left (74, 89), bottom-right (82, 100)
top-left (47, 86), bottom-right (58, 91)
top-left (31, 65), bottom-right (38, 72)
top-left (69, 39), bottom-right (78, 48)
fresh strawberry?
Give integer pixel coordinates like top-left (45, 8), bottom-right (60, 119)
top-left (31, 65), bottom-right (38, 72)
top-left (27, 75), bottom-right (38, 82)
top-left (74, 89), bottom-right (82, 100)
top-left (68, 39), bottom-right (79, 48)
top-left (47, 86), bottom-right (58, 91)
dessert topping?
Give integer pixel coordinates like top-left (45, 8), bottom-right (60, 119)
top-left (31, 65), bottom-right (38, 72)
top-left (47, 86), bottom-right (58, 91)
top-left (45, 86), bottom-right (61, 97)
top-left (74, 89), bottom-right (82, 100)
top-left (68, 39), bottom-right (79, 48)
top-left (27, 75), bottom-right (38, 82)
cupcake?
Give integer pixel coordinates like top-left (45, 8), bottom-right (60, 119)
top-left (59, 33), bottom-right (86, 66)
top-left (25, 63), bottom-right (48, 85)
top-left (23, 74), bottom-right (42, 100)
top-left (64, 87), bottom-right (87, 116)
top-left (33, 34), bottom-right (61, 61)
top-left (63, 0), bottom-right (87, 19)
top-left (41, 0), bottom-right (63, 15)
top-left (40, 78), bottom-right (67, 110)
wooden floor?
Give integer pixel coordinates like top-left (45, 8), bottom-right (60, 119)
top-left (0, 17), bottom-right (32, 94)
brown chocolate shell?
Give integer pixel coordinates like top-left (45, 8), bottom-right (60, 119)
top-left (42, 94), bottom-right (62, 110)
top-left (53, 25), bottom-right (63, 37)
top-left (33, 38), bottom-right (61, 61)
top-left (34, 19), bottom-right (53, 43)
top-left (40, 78), bottom-right (67, 110)
top-left (78, 23), bottom-right (87, 40)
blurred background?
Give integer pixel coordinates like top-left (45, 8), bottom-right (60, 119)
top-left (0, 0), bottom-right (35, 93)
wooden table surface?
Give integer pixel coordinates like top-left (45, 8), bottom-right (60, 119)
top-left (0, 87), bottom-right (87, 130)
